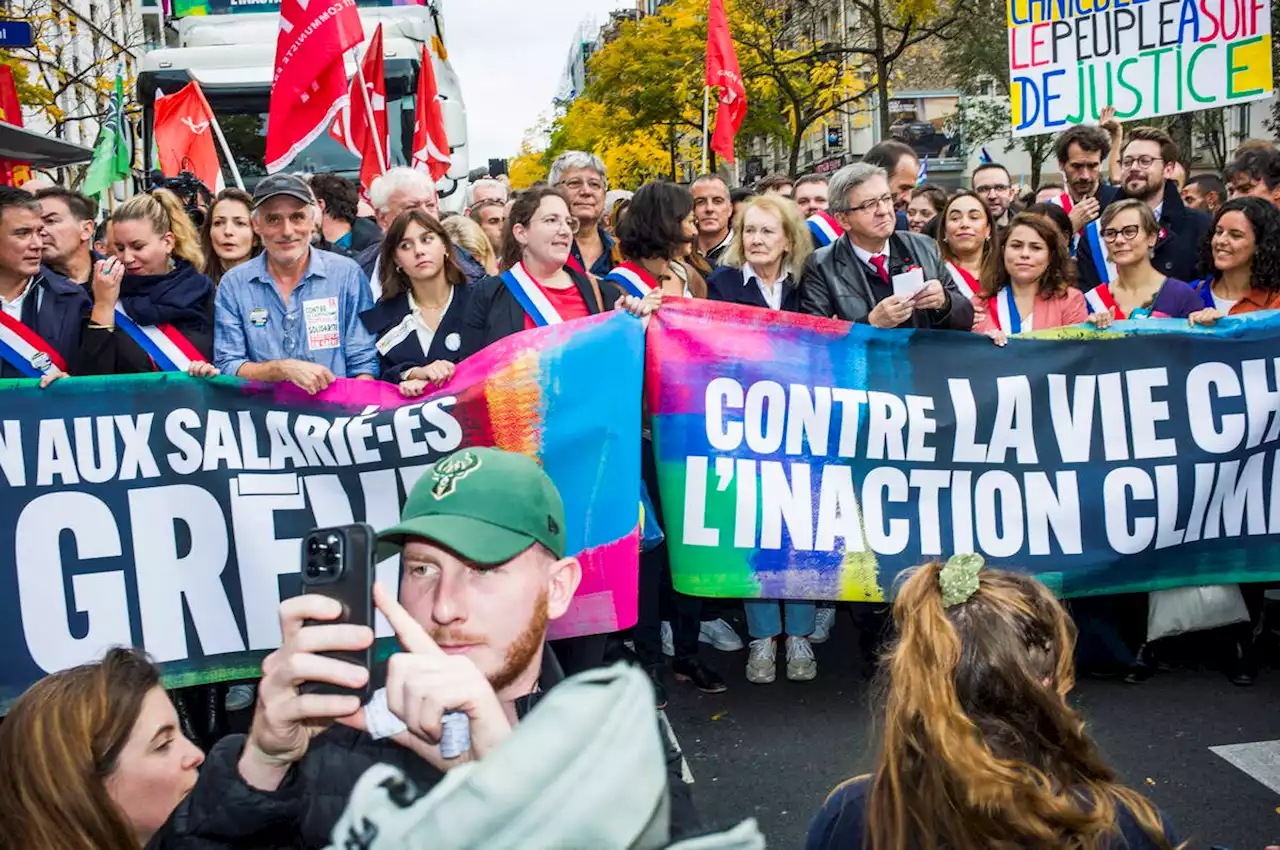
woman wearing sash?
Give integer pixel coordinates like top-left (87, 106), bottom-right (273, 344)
top-left (611, 180), bottom-right (707, 301)
top-left (201, 188), bottom-right (260, 286)
top-left (1082, 200), bottom-right (1201, 329)
top-left (82, 190), bottom-right (218, 376)
top-left (1188, 197), bottom-right (1280, 326)
top-left (972, 212), bottom-right (1086, 345)
top-left (360, 210), bottom-right (470, 398)
top-left (460, 186), bottom-right (633, 361)
top-left (935, 191), bottom-right (992, 311)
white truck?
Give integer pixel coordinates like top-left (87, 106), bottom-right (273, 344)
top-left (138, 1), bottom-right (472, 211)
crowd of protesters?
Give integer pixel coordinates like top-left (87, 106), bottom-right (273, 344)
top-left (3, 112), bottom-right (1280, 849)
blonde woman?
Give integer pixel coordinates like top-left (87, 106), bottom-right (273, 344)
top-left (443, 213), bottom-right (499, 276)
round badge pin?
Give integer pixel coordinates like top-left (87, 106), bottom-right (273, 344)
top-left (445, 332), bottom-right (461, 352)
top-left (29, 352), bottom-right (51, 372)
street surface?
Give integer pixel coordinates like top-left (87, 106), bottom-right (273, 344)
top-left (666, 610), bottom-right (1280, 849)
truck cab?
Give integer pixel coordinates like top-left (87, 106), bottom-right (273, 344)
top-left (138, 2), bottom-right (470, 211)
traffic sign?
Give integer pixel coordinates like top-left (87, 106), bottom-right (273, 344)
top-left (0, 20), bottom-right (33, 48)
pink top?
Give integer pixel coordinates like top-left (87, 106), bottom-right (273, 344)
top-left (971, 288), bottom-right (1088, 333)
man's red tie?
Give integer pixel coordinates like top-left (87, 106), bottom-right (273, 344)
top-left (870, 255), bottom-right (889, 283)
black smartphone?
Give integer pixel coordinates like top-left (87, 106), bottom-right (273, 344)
top-left (299, 523), bottom-right (375, 701)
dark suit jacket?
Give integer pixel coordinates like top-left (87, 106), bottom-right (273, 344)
top-left (460, 266), bottom-right (622, 360)
top-left (0, 266), bottom-right (91, 379)
top-left (1075, 180), bottom-right (1210, 291)
top-left (798, 231), bottom-right (973, 330)
top-left (706, 265), bottom-right (803, 313)
top-left (359, 285), bottom-right (472, 383)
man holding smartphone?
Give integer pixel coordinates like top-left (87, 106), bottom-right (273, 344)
top-left (161, 447), bottom-right (696, 847)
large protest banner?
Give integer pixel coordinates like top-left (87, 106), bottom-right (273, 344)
top-left (647, 300), bottom-right (1280, 603)
top-left (0, 313), bottom-right (642, 706)
top-left (1008, 0), bottom-right (1274, 135)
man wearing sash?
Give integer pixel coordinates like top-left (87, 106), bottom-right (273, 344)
top-left (1075, 127), bottom-right (1209, 293)
top-left (551, 151), bottom-right (616, 278)
top-left (799, 163), bottom-right (972, 331)
top-left (0, 186), bottom-right (89, 384)
top-left (1050, 124), bottom-right (1116, 238)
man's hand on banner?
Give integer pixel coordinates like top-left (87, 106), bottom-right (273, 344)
top-left (187, 361), bottom-right (219, 378)
top-left (912, 280), bottom-right (947, 311)
top-left (239, 594), bottom-right (373, 792)
top-left (869, 294), bottom-right (913, 328)
top-left (1068, 196), bottom-right (1101, 232)
top-left (279, 359), bottom-right (336, 395)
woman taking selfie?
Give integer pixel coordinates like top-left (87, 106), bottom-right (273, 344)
top-left (0, 648), bottom-right (205, 850)
top-left (1083, 200), bottom-right (1201, 327)
top-left (201, 188), bottom-right (259, 286)
top-left (360, 210), bottom-right (471, 398)
top-left (82, 190), bottom-right (218, 376)
top-left (973, 212), bottom-right (1087, 344)
top-left (935, 190), bottom-right (993, 302)
top-left (807, 556), bottom-right (1180, 850)
top-left (1189, 197), bottom-right (1280, 325)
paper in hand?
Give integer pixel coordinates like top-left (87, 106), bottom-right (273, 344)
top-left (891, 266), bottom-right (926, 301)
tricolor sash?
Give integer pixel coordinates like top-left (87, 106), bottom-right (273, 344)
top-left (1195, 277), bottom-right (1217, 310)
top-left (1084, 283), bottom-right (1118, 317)
top-left (945, 261), bottom-right (980, 300)
top-left (0, 309), bottom-right (67, 378)
top-left (605, 262), bottom-right (658, 298)
top-left (807, 211), bottom-right (843, 247)
top-left (113, 306), bottom-right (204, 372)
top-left (500, 263), bottom-right (565, 327)
top-left (1081, 219), bottom-right (1118, 286)
top-left (992, 286), bottom-right (1022, 334)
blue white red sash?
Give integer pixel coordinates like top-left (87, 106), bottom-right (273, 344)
top-left (992, 286), bottom-right (1022, 334)
top-left (1084, 283), bottom-right (1118, 317)
top-left (604, 261), bottom-right (658, 298)
top-left (1081, 218), bottom-right (1117, 285)
top-left (0, 309), bottom-right (67, 378)
top-left (945, 261), bottom-right (980, 300)
top-left (113, 306), bottom-right (204, 372)
top-left (807, 211), bottom-right (843, 247)
top-left (500, 263), bottom-right (565, 327)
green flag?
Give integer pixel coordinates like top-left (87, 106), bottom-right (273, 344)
top-left (83, 75), bottom-right (131, 198)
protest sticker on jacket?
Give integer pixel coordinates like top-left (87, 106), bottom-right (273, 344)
top-left (1008, 0), bottom-right (1274, 135)
top-left (0, 313), bottom-right (642, 707)
top-left (647, 299), bottom-right (1280, 602)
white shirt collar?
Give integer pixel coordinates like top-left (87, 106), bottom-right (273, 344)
top-left (1152, 202), bottom-right (1164, 222)
top-left (0, 277), bottom-right (36, 317)
top-left (850, 240), bottom-right (891, 267)
top-left (407, 285), bottom-right (454, 327)
top-left (741, 262), bottom-right (789, 287)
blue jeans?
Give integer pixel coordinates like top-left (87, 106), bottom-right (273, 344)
top-left (745, 600), bottom-right (817, 639)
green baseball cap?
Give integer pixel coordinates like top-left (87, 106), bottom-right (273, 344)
top-left (377, 447), bottom-right (566, 564)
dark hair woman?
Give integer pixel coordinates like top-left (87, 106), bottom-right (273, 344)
top-left (201, 188), bottom-right (260, 285)
top-left (360, 209), bottom-right (471, 397)
top-left (806, 558), bottom-right (1181, 850)
top-left (609, 181), bottom-right (708, 300)
top-left (83, 190), bottom-right (219, 377)
top-left (1189, 197), bottom-right (1280, 326)
top-left (974, 211), bottom-right (1086, 345)
top-left (935, 190), bottom-right (994, 302)
top-left (0, 648), bottom-right (205, 849)
top-left (461, 185), bottom-right (649, 362)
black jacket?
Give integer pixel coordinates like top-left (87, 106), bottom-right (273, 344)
top-left (460, 266), bottom-right (622, 360)
top-left (706, 265), bottom-right (804, 312)
top-left (0, 266), bottom-right (91, 380)
top-left (1075, 180), bottom-right (1210, 291)
top-left (148, 651), bottom-right (699, 849)
top-left (799, 231), bottom-right (973, 330)
top-left (79, 259), bottom-right (215, 375)
top-left (358, 285), bottom-right (472, 383)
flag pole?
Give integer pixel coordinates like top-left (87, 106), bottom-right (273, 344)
top-left (208, 112), bottom-right (245, 190)
top-left (701, 85), bottom-right (709, 174)
top-left (354, 52), bottom-right (388, 176)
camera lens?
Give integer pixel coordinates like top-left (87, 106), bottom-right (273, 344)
top-left (305, 562), bottom-right (323, 579)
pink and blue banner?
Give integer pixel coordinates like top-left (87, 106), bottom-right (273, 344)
top-left (0, 312), bottom-right (642, 705)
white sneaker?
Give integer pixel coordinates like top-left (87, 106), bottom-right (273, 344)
top-left (661, 620), bottom-right (674, 657)
top-left (699, 618), bottom-right (745, 651)
top-left (786, 636), bottom-right (817, 681)
top-left (810, 607), bottom-right (836, 644)
top-left (746, 637), bottom-right (777, 684)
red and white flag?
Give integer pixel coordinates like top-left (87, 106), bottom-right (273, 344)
top-left (705, 0), bottom-right (746, 164)
top-left (330, 24), bottom-right (388, 198)
top-left (154, 81), bottom-right (224, 193)
top-left (411, 43), bottom-right (451, 181)
top-left (265, 0), bottom-right (364, 173)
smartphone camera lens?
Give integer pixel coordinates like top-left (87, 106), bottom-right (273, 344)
top-left (303, 534), bottom-right (342, 581)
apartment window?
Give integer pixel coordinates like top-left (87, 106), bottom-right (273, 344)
top-left (1236, 103), bottom-right (1253, 142)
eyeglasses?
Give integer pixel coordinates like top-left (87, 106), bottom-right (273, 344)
top-left (1120, 155), bottom-right (1163, 170)
top-left (558, 178), bottom-right (605, 193)
top-left (974, 184), bottom-right (1010, 194)
top-left (844, 195), bottom-right (894, 215)
top-left (540, 215), bottom-right (580, 233)
top-left (1102, 224), bottom-right (1143, 242)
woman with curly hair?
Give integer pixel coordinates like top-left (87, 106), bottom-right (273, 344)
top-left (1189, 197), bottom-right (1280, 325)
top-left (806, 556), bottom-right (1181, 850)
top-left (972, 211), bottom-right (1087, 344)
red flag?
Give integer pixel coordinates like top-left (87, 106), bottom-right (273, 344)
top-left (0, 66), bottom-right (31, 187)
top-left (265, 0), bottom-right (364, 173)
top-left (411, 44), bottom-right (451, 182)
top-left (341, 24), bottom-right (388, 199)
top-left (705, 0), bottom-right (746, 165)
top-left (154, 81), bottom-right (224, 193)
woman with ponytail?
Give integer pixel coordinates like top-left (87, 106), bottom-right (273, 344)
top-left (82, 189), bottom-right (217, 376)
top-left (807, 556), bottom-right (1181, 850)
